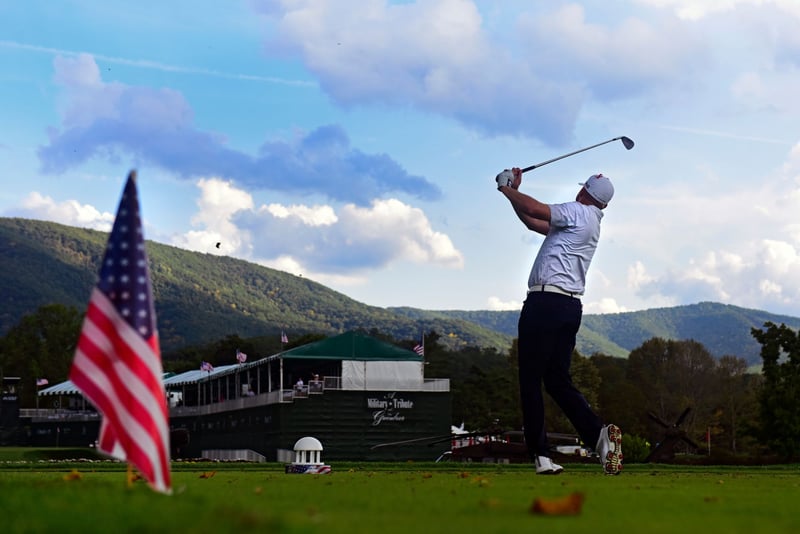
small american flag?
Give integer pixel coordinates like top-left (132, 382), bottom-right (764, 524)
top-left (36, 378), bottom-right (49, 387)
top-left (236, 349), bottom-right (247, 364)
top-left (285, 464), bottom-right (331, 474)
top-left (201, 361), bottom-right (214, 372)
top-left (413, 343), bottom-right (424, 356)
top-left (281, 330), bottom-right (288, 344)
top-left (69, 170), bottom-right (171, 494)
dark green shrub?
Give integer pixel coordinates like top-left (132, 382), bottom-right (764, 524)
top-left (622, 434), bottom-right (650, 463)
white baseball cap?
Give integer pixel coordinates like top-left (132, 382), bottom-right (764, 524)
top-left (580, 173), bottom-right (614, 206)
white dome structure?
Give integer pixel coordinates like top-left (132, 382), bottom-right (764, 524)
top-left (293, 436), bottom-right (324, 465)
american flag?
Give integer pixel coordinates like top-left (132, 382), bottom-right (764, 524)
top-left (285, 464), bottom-right (332, 474)
top-left (200, 361), bottom-right (214, 372)
top-left (236, 349), bottom-right (247, 364)
top-left (413, 343), bottom-right (424, 356)
top-left (69, 171), bottom-right (171, 494)
top-left (281, 330), bottom-right (288, 344)
top-left (36, 378), bottom-right (49, 387)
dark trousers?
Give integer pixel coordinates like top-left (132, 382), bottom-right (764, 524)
top-left (517, 291), bottom-right (603, 458)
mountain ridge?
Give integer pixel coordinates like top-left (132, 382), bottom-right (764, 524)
top-left (2, 217), bottom-right (798, 365)
top-left (392, 302), bottom-right (800, 364)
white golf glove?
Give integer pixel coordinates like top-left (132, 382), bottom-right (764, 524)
top-left (496, 169), bottom-right (514, 190)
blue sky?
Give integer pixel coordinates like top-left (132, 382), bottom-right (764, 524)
top-left (2, 0), bottom-right (800, 317)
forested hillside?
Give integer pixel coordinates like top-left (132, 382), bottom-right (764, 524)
top-left (391, 303), bottom-right (800, 365)
top-left (3, 217), bottom-right (799, 365)
top-left (0, 218), bottom-right (510, 352)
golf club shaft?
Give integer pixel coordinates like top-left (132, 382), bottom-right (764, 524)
top-left (521, 136), bottom-right (632, 174)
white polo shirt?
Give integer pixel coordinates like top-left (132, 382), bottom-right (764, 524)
top-left (527, 201), bottom-right (603, 295)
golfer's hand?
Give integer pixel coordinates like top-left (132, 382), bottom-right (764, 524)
top-left (495, 169), bottom-right (514, 190)
top-left (511, 167), bottom-right (522, 189)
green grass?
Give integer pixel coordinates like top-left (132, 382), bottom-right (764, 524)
top-left (1, 451), bottom-right (799, 533)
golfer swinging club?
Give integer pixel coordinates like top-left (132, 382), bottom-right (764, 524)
top-left (496, 167), bottom-right (623, 475)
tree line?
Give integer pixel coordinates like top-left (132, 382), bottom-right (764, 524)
top-left (2, 304), bottom-right (799, 460)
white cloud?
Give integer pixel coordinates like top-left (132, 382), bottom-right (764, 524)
top-left (634, 0), bottom-right (800, 20)
top-left (266, 203), bottom-right (337, 226)
top-left (627, 260), bottom-right (655, 291)
top-left (172, 178), bottom-right (463, 276)
top-left (336, 199), bottom-right (464, 267)
top-left (758, 278), bottom-right (782, 297)
top-left (486, 296), bottom-right (520, 311)
top-left (761, 239), bottom-right (800, 276)
top-left (257, 0), bottom-right (582, 143)
top-left (171, 178), bottom-right (254, 255)
top-left (730, 70), bottom-right (800, 115)
top-left (632, 239), bottom-right (800, 314)
top-left (518, 4), bottom-right (707, 99)
top-left (53, 53), bottom-right (102, 87)
top-left (584, 297), bottom-right (628, 314)
top-left (16, 192), bottom-right (114, 231)
top-left (257, 254), bottom-right (368, 287)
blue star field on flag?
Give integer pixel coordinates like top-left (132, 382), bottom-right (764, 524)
top-left (95, 173), bottom-right (156, 340)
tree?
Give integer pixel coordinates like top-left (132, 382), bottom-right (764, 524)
top-left (451, 347), bottom-right (521, 430)
top-left (627, 338), bottom-right (718, 449)
top-left (0, 304), bottom-right (82, 407)
top-left (591, 353), bottom-right (648, 438)
top-left (714, 355), bottom-right (761, 454)
top-left (751, 322), bottom-right (800, 460)
top-left (417, 330), bottom-right (448, 378)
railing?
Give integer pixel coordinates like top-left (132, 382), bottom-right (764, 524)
top-left (201, 449), bottom-right (267, 463)
top-left (23, 377), bottom-right (451, 421)
top-left (169, 390), bottom-right (284, 416)
top-left (323, 376), bottom-right (341, 390)
top-left (20, 408), bottom-right (100, 422)
top-left (422, 378), bottom-right (450, 392)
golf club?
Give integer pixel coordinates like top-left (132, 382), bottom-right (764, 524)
top-left (521, 136), bottom-right (634, 174)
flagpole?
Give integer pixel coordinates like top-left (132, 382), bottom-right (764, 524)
top-left (279, 358), bottom-right (284, 399)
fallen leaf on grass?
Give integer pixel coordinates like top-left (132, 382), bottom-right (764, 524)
top-left (530, 492), bottom-right (585, 516)
top-left (199, 471), bottom-right (217, 479)
top-left (471, 476), bottom-right (491, 487)
top-left (480, 498), bottom-right (501, 509)
top-left (63, 469), bottom-right (82, 481)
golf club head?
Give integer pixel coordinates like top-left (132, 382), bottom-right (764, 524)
top-left (620, 136), bottom-right (635, 150)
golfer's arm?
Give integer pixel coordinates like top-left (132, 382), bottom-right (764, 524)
top-left (500, 186), bottom-right (551, 235)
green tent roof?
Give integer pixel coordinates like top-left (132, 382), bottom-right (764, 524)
top-left (281, 331), bottom-right (422, 361)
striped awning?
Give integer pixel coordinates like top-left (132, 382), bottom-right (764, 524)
top-left (38, 372), bottom-right (177, 396)
top-left (38, 380), bottom-right (82, 396)
top-left (162, 365), bottom-right (240, 387)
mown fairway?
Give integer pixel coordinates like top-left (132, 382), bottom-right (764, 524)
top-left (1, 457), bottom-right (798, 534)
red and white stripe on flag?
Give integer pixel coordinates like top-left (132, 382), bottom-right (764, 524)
top-left (69, 171), bottom-right (171, 494)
